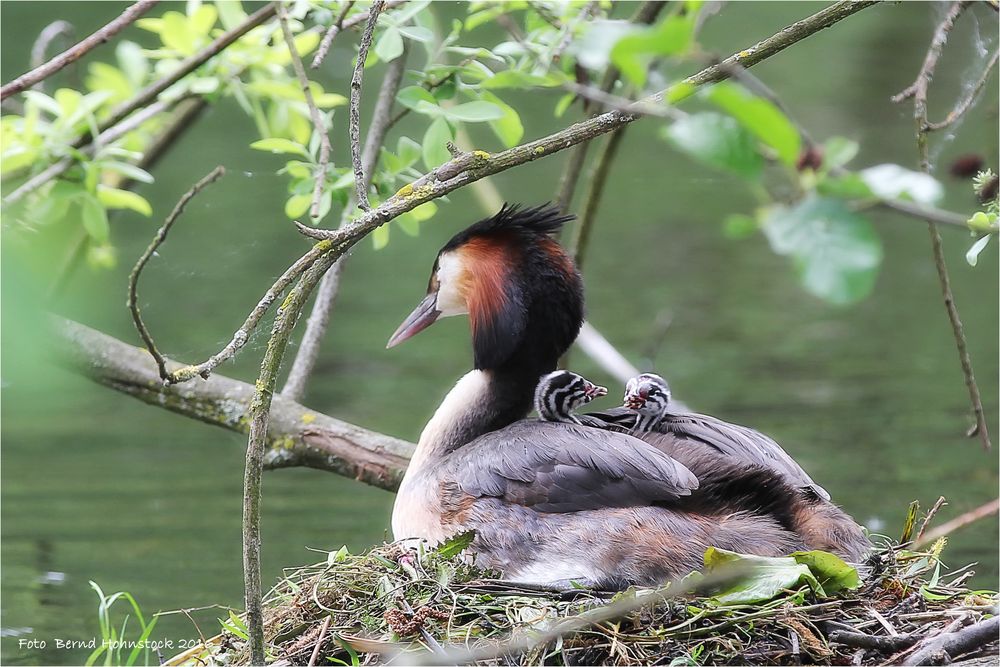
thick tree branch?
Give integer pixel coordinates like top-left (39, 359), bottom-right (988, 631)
top-left (905, 615), bottom-right (1000, 666)
top-left (54, 318), bottom-right (412, 488)
top-left (1, 0), bottom-right (159, 101)
top-left (128, 166), bottom-right (226, 381)
top-left (893, 0), bottom-right (991, 451)
top-left (277, 1), bottom-right (332, 220)
top-left (349, 0), bottom-right (384, 211)
top-left (282, 45), bottom-right (408, 401)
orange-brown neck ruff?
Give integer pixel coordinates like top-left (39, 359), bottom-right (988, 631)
top-left (459, 236), bottom-right (518, 345)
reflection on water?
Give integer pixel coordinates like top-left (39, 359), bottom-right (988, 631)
top-left (2, 2), bottom-right (998, 664)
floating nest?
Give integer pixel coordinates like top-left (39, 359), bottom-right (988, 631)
top-left (167, 526), bottom-right (997, 667)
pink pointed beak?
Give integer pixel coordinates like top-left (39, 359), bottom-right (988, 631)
top-left (586, 382), bottom-right (608, 399)
top-left (387, 293), bottom-right (440, 348)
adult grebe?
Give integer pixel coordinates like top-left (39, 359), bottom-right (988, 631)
top-left (386, 204), bottom-right (806, 588)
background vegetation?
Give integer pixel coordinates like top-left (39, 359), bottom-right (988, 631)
top-left (1, 1), bottom-right (997, 664)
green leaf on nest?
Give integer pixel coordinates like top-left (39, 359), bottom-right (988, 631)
top-left (436, 530), bottom-right (476, 559)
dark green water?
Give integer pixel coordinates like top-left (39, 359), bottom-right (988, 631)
top-left (2, 2), bottom-right (998, 665)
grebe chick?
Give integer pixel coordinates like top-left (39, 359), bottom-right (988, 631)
top-left (624, 373), bottom-right (672, 434)
top-left (534, 370), bottom-right (607, 424)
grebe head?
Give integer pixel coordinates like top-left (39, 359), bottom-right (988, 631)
top-left (534, 370), bottom-right (607, 424)
top-left (387, 203), bottom-right (583, 373)
top-left (624, 373), bottom-right (672, 433)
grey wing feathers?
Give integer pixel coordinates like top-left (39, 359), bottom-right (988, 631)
top-left (584, 407), bottom-right (830, 501)
top-left (661, 410), bottom-right (830, 500)
top-left (446, 420), bottom-right (698, 513)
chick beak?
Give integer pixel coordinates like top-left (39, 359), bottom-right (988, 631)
top-left (623, 388), bottom-right (647, 410)
top-left (387, 293), bottom-right (440, 348)
top-left (586, 382), bottom-right (608, 399)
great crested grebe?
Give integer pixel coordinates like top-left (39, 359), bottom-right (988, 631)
top-left (605, 373), bottom-right (870, 560)
top-left (386, 203), bottom-right (812, 588)
top-left (534, 370), bottom-right (607, 425)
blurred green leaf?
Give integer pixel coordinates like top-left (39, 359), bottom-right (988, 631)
top-left (611, 6), bottom-right (700, 88)
top-left (860, 164), bottom-right (943, 205)
top-left (97, 186), bottom-right (152, 216)
top-left (480, 70), bottom-right (558, 90)
top-left (250, 138), bottom-right (310, 158)
top-left (397, 86), bottom-right (438, 111)
top-left (409, 200), bottom-right (437, 222)
top-left (372, 224), bottom-right (390, 250)
top-left (80, 195), bottom-right (110, 242)
top-left (816, 172), bottom-right (873, 199)
top-left (480, 91), bottom-right (523, 148)
top-left (397, 213), bottom-right (420, 236)
top-left (723, 213), bottom-right (757, 239)
top-left (374, 26), bottom-right (404, 62)
top-left (762, 195), bottom-right (882, 305)
top-left (285, 194), bottom-right (311, 219)
top-left (422, 116), bottom-right (454, 169)
top-left (442, 101), bottom-right (504, 122)
top-left (664, 112), bottom-right (762, 177)
top-left (706, 82), bottom-right (801, 166)
top-left (215, 0), bottom-right (247, 30)
top-left (822, 136), bottom-right (859, 171)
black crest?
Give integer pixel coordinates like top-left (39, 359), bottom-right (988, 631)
top-left (442, 203), bottom-right (575, 251)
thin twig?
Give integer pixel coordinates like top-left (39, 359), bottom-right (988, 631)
top-left (311, 0), bottom-right (356, 69)
top-left (893, 0), bottom-right (991, 451)
top-left (308, 616), bottom-right (332, 667)
top-left (926, 48), bottom-right (999, 131)
top-left (570, 127), bottom-right (628, 269)
top-left (914, 498), bottom-right (999, 547)
top-left (128, 166), bottom-right (226, 381)
top-left (915, 496), bottom-right (948, 543)
top-left (29, 20), bottom-right (75, 86)
top-left (1, 0), bottom-right (158, 100)
top-left (349, 0), bottom-right (385, 211)
top-left (277, 1), bottom-right (333, 220)
top-left (281, 43), bottom-right (408, 401)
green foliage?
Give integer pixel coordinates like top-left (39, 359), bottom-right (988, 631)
top-left (703, 547), bottom-right (859, 605)
top-left (762, 196), bottom-right (882, 305)
top-left (705, 82), bottom-right (801, 166)
top-left (85, 581), bottom-right (159, 667)
top-left (664, 112), bottom-right (763, 177)
top-left (611, 1), bottom-right (701, 88)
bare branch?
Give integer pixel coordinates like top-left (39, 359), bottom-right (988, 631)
top-left (349, 0), bottom-right (385, 211)
top-left (29, 20), bottom-right (75, 81)
top-left (128, 166), bottom-right (226, 381)
top-left (892, 0), bottom-right (991, 451)
top-left (915, 496), bottom-right (948, 543)
top-left (570, 126), bottom-right (628, 269)
top-left (905, 615), bottom-right (1000, 666)
top-left (914, 498), bottom-right (1000, 547)
top-left (876, 198), bottom-right (981, 230)
top-left (277, 1), bottom-right (332, 220)
top-left (1, 0), bottom-right (158, 100)
top-left (282, 45), bottom-right (408, 401)
top-left (311, 0), bottom-right (356, 69)
top-left (53, 318), bottom-right (413, 487)
top-left (925, 48), bottom-right (999, 132)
